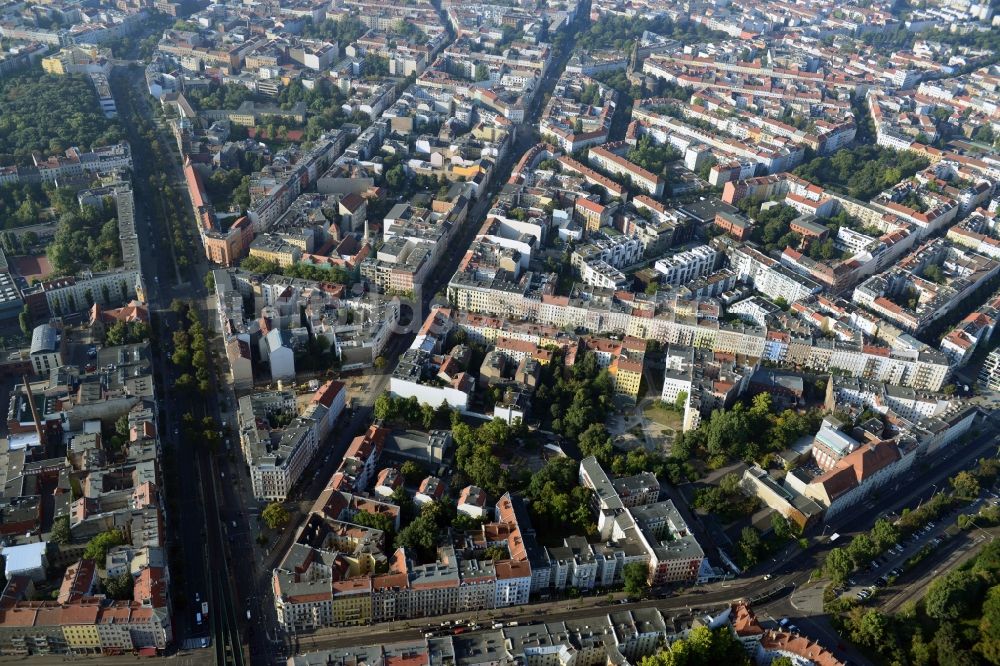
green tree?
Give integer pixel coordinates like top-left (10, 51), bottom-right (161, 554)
top-left (824, 547), bottom-right (852, 583)
top-left (720, 472), bottom-right (741, 495)
top-left (925, 570), bottom-right (985, 620)
top-left (452, 513), bottom-right (484, 532)
top-left (482, 545), bottom-right (507, 561)
top-left (420, 402), bottom-right (435, 430)
top-left (50, 516), bottom-right (70, 544)
top-left (792, 144), bottom-right (929, 202)
top-left (849, 608), bottom-right (890, 649)
top-left (770, 513), bottom-right (792, 541)
top-left (262, 502), bottom-right (290, 531)
top-left (911, 631), bottom-right (933, 666)
top-left (18, 306), bottom-right (31, 337)
top-left (83, 530), bottom-right (125, 563)
top-left (103, 571), bottom-right (134, 600)
top-left (738, 527), bottom-right (763, 567)
top-left (525, 458), bottom-right (594, 540)
top-left (374, 392), bottom-right (394, 422)
top-left (385, 165), bottom-right (406, 190)
top-left (935, 621), bottom-right (979, 666)
top-left (434, 401), bottom-right (453, 428)
top-left (348, 509), bottom-right (395, 539)
top-left (0, 73), bottom-right (123, 164)
top-left (578, 423), bottom-right (614, 466)
top-left (105, 321), bottom-right (129, 346)
top-left (923, 264), bottom-right (945, 284)
top-left (952, 471), bottom-right (981, 500)
top-left (977, 585), bottom-right (1000, 664)
top-left (115, 414), bottom-right (130, 437)
top-left (639, 625), bottom-right (750, 666)
top-left (846, 533), bottom-right (879, 567)
top-left (175, 373), bottom-right (196, 392)
top-left (871, 518), bottom-right (899, 550)
top-left (623, 561), bottom-right (647, 598)
top-left (394, 514), bottom-right (439, 562)
top-left (391, 485), bottom-right (415, 522)
top-left (400, 461), bottom-right (425, 485)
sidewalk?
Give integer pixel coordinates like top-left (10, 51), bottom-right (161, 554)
top-left (0, 649), bottom-right (216, 665)
top-left (295, 592), bottom-right (631, 644)
top-left (289, 570), bottom-right (763, 646)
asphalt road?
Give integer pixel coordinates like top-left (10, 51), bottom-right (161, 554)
top-left (279, 409), bottom-right (1000, 664)
top-left (108, 3), bottom-right (999, 663)
top-left (112, 67), bottom-right (246, 664)
top-left (878, 525), bottom-right (997, 614)
top-left (259, 7), bottom-right (591, 661)
top-left (101, 1), bottom-right (587, 662)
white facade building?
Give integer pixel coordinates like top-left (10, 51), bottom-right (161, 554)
top-left (653, 245), bottom-right (718, 286)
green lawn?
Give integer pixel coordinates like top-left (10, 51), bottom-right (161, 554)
top-left (643, 403), bottom-right (682, 430)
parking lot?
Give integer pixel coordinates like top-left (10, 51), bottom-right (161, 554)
top-left (839, 493), bottom-right (1000, 603)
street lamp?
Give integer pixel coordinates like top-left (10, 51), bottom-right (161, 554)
top-left (916, 484), bottom-right (938, 511)
top-left (965, 516), bottom-right (995, 541)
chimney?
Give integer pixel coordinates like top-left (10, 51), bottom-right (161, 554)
top-left (21, 375), bottom-right (45, 447)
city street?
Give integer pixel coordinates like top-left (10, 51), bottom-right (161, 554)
top-left (274, 406), bottom-right (1000, 664)
top-left (112, 68), bottom-right (245, 665)
top-left (101, 3), bottom-right (1000, 665)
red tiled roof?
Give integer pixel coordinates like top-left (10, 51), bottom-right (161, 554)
top-left (312, 380), bottom-right (346, 408)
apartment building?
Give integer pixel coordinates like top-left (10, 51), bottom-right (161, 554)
top-left (329, 426), bottom-right (389, 494)
top-left (289, 599), bottom-right (847, 666)
top-left (661, 345), bottom-right (754, 431)
top-left (588, 144), bottom-right (665, 197)
top-left (249, 234), bottom-right (303, 267)
top-left (796, 436), bottom-right (918, 522)
top-left (0, 600), bottom-right (172, 656)
top-left (571, 234), bottom-right (643, 272)
top-left (0, 42), bottom-right (48, 78)
top-left (390, 347), bottom-right (475, 411)
top-left (583, 336), bottom-right (646, 401)
top-left (980, 348), bottom-right (1000, 391)
top-left (238, 382), bottom-right (346, 501)
top-left (653, 245), bottom-right (717, 286)
top-left (852, 240), bottom-right (1000, 335)
top-left (275, 490), bottom-right (539, 629)
top-left (724, 240), bottom-right (822, 304)
top-left (29, 324), bottom-right (63, 377)
top-left (579, 457), bottom-right (703, 585)
top-left (446, 273), bottom-right (951, 390)
top-left (578, 260), bottom-right (627, 289)
top-left (570, 233), bottom-right (642, 288)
